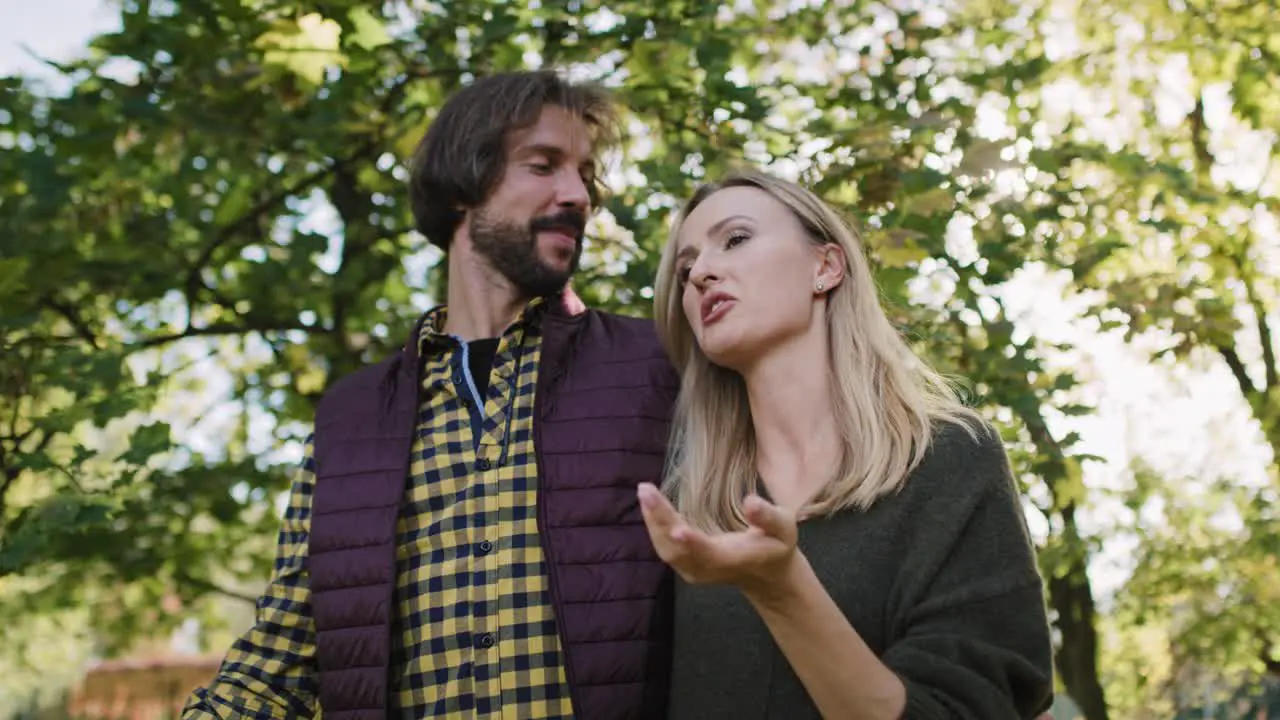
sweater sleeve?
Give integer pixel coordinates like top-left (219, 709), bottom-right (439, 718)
top-left (881, 423), bottom-right (1054, 720)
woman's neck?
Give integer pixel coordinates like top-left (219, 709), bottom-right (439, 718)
top-left (742, 333), bottom-right (841, 511)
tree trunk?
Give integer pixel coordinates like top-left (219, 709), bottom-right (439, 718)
top-left (1013, 401), bottom-right (1111, 719)
top-left (1049, 515), bottom-right (1110, 720)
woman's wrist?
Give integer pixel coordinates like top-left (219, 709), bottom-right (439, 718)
top-left (742, 550), bottom-right (813, 613)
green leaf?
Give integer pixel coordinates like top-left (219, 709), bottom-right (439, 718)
top-left (121, 422), bottom-right (172, 466)
top-left (213, 178), bottom-right (256, 226)
top-left (866, 228), bottom-right (930, 267)
top-left (903, 187), bottom-right (956, 218)
top-left (347, 7), bottom-right (391, 50)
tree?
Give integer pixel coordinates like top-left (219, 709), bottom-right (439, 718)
top-left (1107, 461), bottom-right (1280, 714)
top-left (1015, 0), bottom-right (1280, 690)
top-left (1032, 0), bottom-right (1280, 461)
top-left (2, 0), bottom-right (1115, 713)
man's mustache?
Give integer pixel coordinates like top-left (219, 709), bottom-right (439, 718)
top-left (530, 211), bottom-right (587, 241)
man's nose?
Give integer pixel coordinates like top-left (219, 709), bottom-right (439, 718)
top-left (556, 169), bottom-right (590, 210)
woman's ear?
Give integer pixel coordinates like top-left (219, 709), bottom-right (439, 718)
top-left (814, 243), bottom-right (846, 295)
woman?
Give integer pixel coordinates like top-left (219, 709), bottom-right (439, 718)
top-left (641, 168), bottom-right (1055, 719)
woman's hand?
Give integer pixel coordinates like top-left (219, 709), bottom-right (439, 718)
top-left (637, 482), bottom-right (801, 603)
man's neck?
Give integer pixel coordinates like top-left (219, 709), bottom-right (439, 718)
top-left (441, 248), bottom-right (531, 341)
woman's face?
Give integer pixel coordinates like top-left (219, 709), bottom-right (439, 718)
top-left (673, 186), bottom-right (833, 371)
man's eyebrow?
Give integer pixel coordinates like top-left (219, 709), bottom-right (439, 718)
top-left (513, 143), bottom-right (565, 159)
top-left (513, 144), bottom-right (595, 174)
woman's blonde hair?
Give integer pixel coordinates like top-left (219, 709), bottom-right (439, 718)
top-left (653, 168), bottom-right (980, 532)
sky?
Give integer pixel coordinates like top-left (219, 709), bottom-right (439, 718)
top-left (5, 0), bottom-right (1274, 605)
top-left (0, 0), bottom-right (119, 81)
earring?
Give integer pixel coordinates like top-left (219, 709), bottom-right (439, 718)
top-left (816, 281), bottom-right (825, 292)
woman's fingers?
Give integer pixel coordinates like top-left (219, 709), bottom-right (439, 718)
top-left (744, 494), bottom-right (797, 544)
top-left (642, 486), bottom-right (796, 586)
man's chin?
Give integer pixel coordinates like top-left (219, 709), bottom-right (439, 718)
top-left (514, 266), bottom-right (574, 299)
top-left (536, 248), bottom-right (579, 277)
top-left (536, 237), bottom-right (580, 265)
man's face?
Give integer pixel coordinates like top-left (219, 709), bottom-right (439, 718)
top-left (467, 105), bottom-right (596, 298)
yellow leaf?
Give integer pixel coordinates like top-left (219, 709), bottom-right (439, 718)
top-left (1055, 457), bottom-right (1087, 508)
top-left (257, 13), bottom-right (346, 85)
top-left (906, 187), bottom-right (956, 217)
top-left (866, 228), bottom-right (929, 267)
top-left (0, 258), bottom-right (31, 297)
top-left (877, 246), bottom-right (931, 267)
top-left (395, 125), bottom-right (427, 162)
top-left (296, 366), bottom-right (326, 395)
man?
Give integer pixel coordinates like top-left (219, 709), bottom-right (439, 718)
top-left (183, 70), bottom-right (678, 720)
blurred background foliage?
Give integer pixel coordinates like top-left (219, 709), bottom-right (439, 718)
top-left (1, 0), bottom-right (1277, 717)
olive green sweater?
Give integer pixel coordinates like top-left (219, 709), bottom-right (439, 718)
top-left (666, 421), bottom-right (1054, 719)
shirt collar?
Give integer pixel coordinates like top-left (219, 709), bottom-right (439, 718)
top-left (416, 296), bottom-right (551, 355)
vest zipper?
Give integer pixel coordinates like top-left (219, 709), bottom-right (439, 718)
top-left (533, 323), bottom-right (583, 717)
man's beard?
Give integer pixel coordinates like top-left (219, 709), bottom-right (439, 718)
top-left (469, 207), bottom-right (586, 299)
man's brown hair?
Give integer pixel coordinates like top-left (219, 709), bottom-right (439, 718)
top-left (408, 70), bottom-right (618, 249)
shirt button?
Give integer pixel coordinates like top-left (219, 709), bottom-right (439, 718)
top-left (476, 458), bottom-right (490, 471)
top-left (477, 540), bottom-right (493, 554)
top-left (452, 373), bottom-right (463, 384)
top-left (476, 633), bottom-right (495, 649)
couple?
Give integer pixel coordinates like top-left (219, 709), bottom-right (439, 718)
top-left (183, 70), bottom-right (1053, 719)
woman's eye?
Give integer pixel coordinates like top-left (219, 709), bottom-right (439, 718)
top-left (726, 230), bottom-right (749, 248)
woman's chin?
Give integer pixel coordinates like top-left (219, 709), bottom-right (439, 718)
top-left (698, 340), bottom-right (753, 374)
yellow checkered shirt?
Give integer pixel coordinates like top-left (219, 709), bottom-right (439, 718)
top-left (183, 301), bottom-right (574, 718)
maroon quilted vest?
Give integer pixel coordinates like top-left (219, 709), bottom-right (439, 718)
top-left (311, 299), bottom-right (678, 719)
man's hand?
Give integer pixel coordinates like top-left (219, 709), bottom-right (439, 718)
top-left (637, 483), bottom-right (800, 601)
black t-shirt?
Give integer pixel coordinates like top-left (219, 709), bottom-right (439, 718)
top-left (467, 337), bottom-right (501, 399)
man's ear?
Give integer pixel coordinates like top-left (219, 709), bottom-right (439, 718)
top-left (449, 205), bottom-right (473, 247)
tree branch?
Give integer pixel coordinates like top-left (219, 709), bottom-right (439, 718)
top-left (174, 571), bottom-right (259, 606)
top-left (1253, 303), bottom-right (1277, 393)
top-left (1186, 0), bottom-right (1280, 77)
top-left (327, 164), bottom-right (365, 357)
top-left (1188, 90), bottom-right (1277, 394)
top-left (1242, 272), bottom-right (1278, 392)
top-left (0, 465), bottom-right (16, 523)
top-left (540, 1), bottom-right (570, 67)
top-left (135, 321), bottom-right (327, 349)
top-left (180, 68), bottom-right (422, 336)
top-left (1227, 248), bottom-right (1277, 392)
top-left (183, 158), bottom-right (355, 305)
top-left (17, 426), bottom-right (52, 461)
top-left (1188, 93), bottom-right (1213, 178)
top-left (1217, 344), bottom-right (1258, 398)
top-left (42, 297), bottom-right (99, 348)
top-left (1, 429), bottom-right (53, 525)
top-left (6, 334), bottom-right (84, 349)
